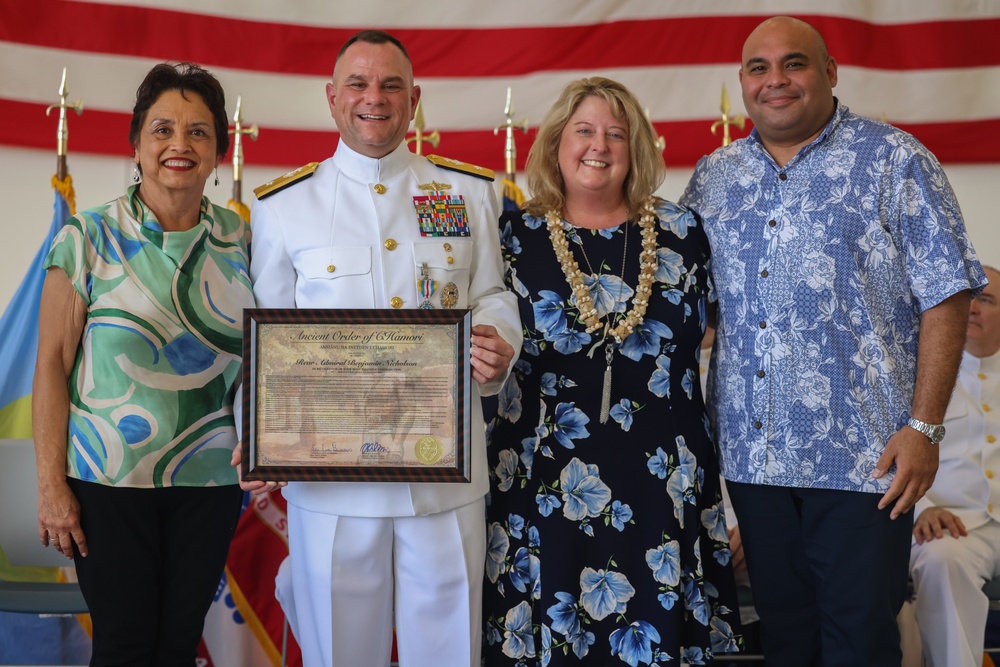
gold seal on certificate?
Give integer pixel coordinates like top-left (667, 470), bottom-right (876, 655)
top-left (415, 436), bottom-right (443, 465)
top-left (241, 308), bottom-right (473, 483)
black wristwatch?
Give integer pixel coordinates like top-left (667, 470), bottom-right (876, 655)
top-left (907, 417), bottom-right (946, 444)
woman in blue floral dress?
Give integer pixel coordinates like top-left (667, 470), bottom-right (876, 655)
top-left (483, 78), bottom-right (742, 666)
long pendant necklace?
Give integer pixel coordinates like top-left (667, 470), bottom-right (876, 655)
top-left (546, 197), bottom-right (658, 423)
top-left (576, 226), bottom-right (628, 424)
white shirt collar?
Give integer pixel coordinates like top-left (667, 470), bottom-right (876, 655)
top-left (963, 348), bottom-right (1000, 376)
top-left (332, 140), bottom-right (412, 183)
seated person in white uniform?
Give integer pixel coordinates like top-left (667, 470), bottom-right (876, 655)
top-left (909, 265), bottom-right (1000, 667)
top-left (238, 29), bottom-right (521, 667)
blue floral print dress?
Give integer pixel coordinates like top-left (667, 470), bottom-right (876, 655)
top-left (484, 201), bottom-right (742, 666)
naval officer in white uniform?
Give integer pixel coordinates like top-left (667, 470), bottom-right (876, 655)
top-left (908, 265), bottom-right (1000, 667)
top-left (245, 29), bottom-right (521, 667)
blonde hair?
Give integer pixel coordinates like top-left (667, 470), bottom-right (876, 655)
top-left (524, 77), bottom-right (665, 219)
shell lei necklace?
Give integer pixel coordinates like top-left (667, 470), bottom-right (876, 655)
top-left (546, 197), bottom-right (658, 423)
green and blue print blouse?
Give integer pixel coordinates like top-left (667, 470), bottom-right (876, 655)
top-left (44, 185), bottom-right (255, 488)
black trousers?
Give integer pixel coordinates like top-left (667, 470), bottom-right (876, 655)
top-left (727, 481), bottom-right (913, 667)
top-left (68, 478), bottom-right (243, 667)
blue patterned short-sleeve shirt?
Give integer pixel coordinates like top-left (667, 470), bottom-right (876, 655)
top-left (680, 102), bottom-right (986, 493)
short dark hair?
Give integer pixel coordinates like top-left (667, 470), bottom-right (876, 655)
top-left (337, 29), bottom-right (410, 63)
top-left (129, 61), bottom-right (230, 159)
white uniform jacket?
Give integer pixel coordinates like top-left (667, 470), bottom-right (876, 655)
top-left (914, 350), bottom-right (1000, 530)
top-left (250, 141), bottom-right (521, 518)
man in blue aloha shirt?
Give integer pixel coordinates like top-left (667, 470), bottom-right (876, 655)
top-left (680, 16), bottom-right (988, 667)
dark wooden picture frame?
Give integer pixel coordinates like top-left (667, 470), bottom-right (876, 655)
top-left (241, 308), bottom-right (472, 483)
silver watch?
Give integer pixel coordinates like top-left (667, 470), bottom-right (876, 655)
top-left (907, 417), bottom-right (946, 444)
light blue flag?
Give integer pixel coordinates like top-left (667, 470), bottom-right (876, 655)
top-left (0, 190), bottom-right (69, 437)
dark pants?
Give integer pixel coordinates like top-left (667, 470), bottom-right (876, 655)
top-left (68, 478), bottom-right (243, 667)
top-left (727, 481), bottom-right (913, 667)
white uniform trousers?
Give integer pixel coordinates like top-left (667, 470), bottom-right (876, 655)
top-left (279, 498), bottom-right (486, 667)
top-left (909, 518), bottom-right (1000, 667)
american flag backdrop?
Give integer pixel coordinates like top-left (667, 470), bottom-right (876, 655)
top-left (1, 1), bottom-right (999, 666)
top-left (2, 0), bottom-right (1000, 172)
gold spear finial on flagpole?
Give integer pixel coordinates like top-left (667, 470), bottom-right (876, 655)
top-left (406, 100), bottom-right (440, 156)
top-left (494, 87), bottom-right (528, 182)
top-left (645, 108), bottom-right (666, 154)
top-left (45, 67), bottom-right (83, 181)
top-left (228, 95), bottom-right (258, 206)
top-left (710, 83), bottom-right (745, 147)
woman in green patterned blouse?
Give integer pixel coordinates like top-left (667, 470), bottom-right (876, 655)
top-left (32, 61), bottom-right (255, 664)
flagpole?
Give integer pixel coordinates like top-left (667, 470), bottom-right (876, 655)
top-left (45, 68), bottom-right (83, 182)
top-left (710, 83), bottom-right (745, 147)
top-left (493, 87), bottom-right (528, 184)
top-left (228, 95), bottom-right (258, 208)
top-left (406, 100), bottom-right (439, 156)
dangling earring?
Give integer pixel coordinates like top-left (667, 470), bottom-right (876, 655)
top-left (132, 162), bottom-right (141, 183)
top-left (214, 168), bottom-right (219, 187)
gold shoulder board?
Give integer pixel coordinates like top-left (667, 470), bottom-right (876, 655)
top-left (253, 162), bottom-right (320, 199)
top-left (426, 155), bottom-right (495, 182)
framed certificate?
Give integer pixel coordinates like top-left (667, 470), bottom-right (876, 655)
top-left (241, 308), bottom-right (472, 483)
